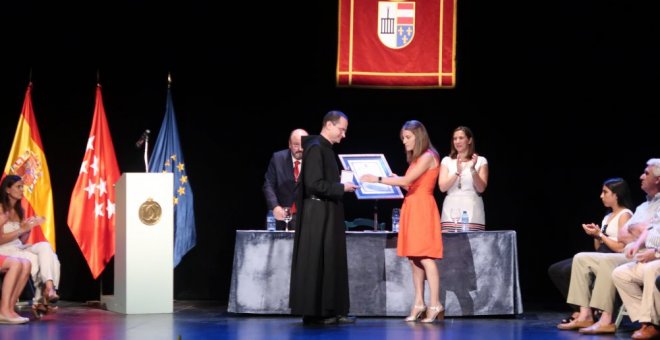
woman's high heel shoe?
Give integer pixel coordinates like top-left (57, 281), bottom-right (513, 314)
top-left (47, 291), bottom-right (60, 304)
top-left (420, 305), bottom-right (444, 323)
top-left (405, 305), bottom-right (427, 322)
top-left (42, 285), bottom-right (60, 304)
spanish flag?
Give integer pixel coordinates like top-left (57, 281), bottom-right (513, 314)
top-left (2, 82), bottom-right (56, 250)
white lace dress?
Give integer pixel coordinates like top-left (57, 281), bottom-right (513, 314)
top-left (440, 156), bottom-right (488, 232)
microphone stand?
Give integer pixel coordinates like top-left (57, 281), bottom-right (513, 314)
top-left (143, 137), bottom-right (149, 172)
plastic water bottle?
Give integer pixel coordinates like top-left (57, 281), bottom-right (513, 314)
top-left (460, 210), bottom-right (469, 232)
top-left (391, 208), bottom-right (400, 233)
top-left (266, 210), bottom-right (276, 231)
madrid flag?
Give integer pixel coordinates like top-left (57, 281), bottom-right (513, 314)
top-left (67, 84), bottom-right (121, 279)
top-left (337, 0), bottom-right (457, 87)
top-left (2, 83), bottom-right (56, 250)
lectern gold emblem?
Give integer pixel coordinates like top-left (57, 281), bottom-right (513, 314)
top-left (139, 198), bottom-right (162, 226)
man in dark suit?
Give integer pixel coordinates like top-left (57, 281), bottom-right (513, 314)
top-left (263, 128), bottom-right (308, 230)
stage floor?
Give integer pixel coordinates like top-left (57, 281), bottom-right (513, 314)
top-left (2, 300), bottom-right (637, 339)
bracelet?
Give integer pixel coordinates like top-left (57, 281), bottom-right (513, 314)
top-left (455, 172), bottom-right (460, 177)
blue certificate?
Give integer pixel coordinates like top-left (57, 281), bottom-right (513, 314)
top-left (338, 154), bottom-right (404, 199)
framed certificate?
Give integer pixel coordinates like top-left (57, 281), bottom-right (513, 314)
top-left (338, 154), bottom-right (404, 199)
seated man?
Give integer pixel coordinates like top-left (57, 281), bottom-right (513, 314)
top-left (612, 158), bottom-right (660, 339)
top-left (558, 159), bottom-right (660, 334)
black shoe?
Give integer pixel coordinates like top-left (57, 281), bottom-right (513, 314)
top-left (336, 315), bottom-right (356, 324)
top-left (302, 316), bottom-right (338, 325)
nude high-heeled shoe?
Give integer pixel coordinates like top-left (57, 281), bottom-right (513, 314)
top-left (405, 305), bottom-right (427, 322)
top-left (420, 305), bottom-right (444, 323)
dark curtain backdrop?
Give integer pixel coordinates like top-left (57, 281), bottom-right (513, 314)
top-left (0, 1), bottom-right (657, 307)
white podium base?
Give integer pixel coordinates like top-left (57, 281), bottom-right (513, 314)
top-left (101, 172), bottom-right (174, 314)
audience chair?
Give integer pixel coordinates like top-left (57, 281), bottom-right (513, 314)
top-left (614, 304), bottom-right (629, 329)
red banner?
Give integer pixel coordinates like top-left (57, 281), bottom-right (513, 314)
top-left (337, 0), bottom-right (456, 88)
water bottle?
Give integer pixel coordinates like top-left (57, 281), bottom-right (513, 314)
top-left (391, 208), bottom-right (400, 233)
top-left (266, 210), bottom-right (276, 231)
top-left (460, 210), bottom-right (469, 232)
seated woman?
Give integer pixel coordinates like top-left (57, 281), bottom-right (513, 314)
top-left (555, 177), bottom-right (636, 334)
top-left (0, 254), bottom-right (31, 324)
top-left (0, 175), bottom-right (60, 313)
top-left (548, 177), bottom-right (634, 325)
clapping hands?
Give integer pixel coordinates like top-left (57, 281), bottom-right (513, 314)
top-left (461, 153), bottom-right (479, 173)
top-left (581, 223), bottom-right (600, 237)
top-left (23, 216), bottom-right (46, 230)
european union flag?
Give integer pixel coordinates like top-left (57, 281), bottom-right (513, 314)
top-left (149, 87), bottom-right (196, 267)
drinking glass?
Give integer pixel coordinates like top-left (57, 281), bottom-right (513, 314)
top-left (283, 207), bottom-right (292, 232)
top-left (449, 208), bottom-right (460, 232)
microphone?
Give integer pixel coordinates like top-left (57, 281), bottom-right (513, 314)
top-left (135, 129), bottom-right (151, 148)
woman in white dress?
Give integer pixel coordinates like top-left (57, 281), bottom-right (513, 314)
top-left (437, 126), bottom-right (489, 232)
top-left (0, 175), bottom-right (60, 315)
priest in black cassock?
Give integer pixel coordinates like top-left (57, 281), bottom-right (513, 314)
top-left (289, 110), bottom-right (358, 325)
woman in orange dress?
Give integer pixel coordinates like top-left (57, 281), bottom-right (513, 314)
top-left (361, 120), bottom-right (444, 322)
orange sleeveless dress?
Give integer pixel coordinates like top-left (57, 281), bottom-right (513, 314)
top-left (397, 152), bottom-right (443, 259)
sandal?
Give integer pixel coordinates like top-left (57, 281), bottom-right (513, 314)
top-left (47, 292), bottom-right (60, 304)
top-left (43, 285), bottom-right (60, 304)
top-left (593, 309), bottom-right (602, 321)
top-left (32, 303), bottom-right (47, 319)
top-left (560, 315), bottom-right (575, 324)
top-left (31, 303), bottom-right (58, 319)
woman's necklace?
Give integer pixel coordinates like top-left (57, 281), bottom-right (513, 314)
top-left (457, 157), bottom-right (465, 189)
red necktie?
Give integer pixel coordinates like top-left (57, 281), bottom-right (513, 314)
top-left (292, 160), bottom-right (300, 214)
top-left (293, 160), bottom-right (300, 182)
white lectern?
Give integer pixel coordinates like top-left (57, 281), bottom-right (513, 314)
top-left (102, 172), bottom-right (174, 314)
